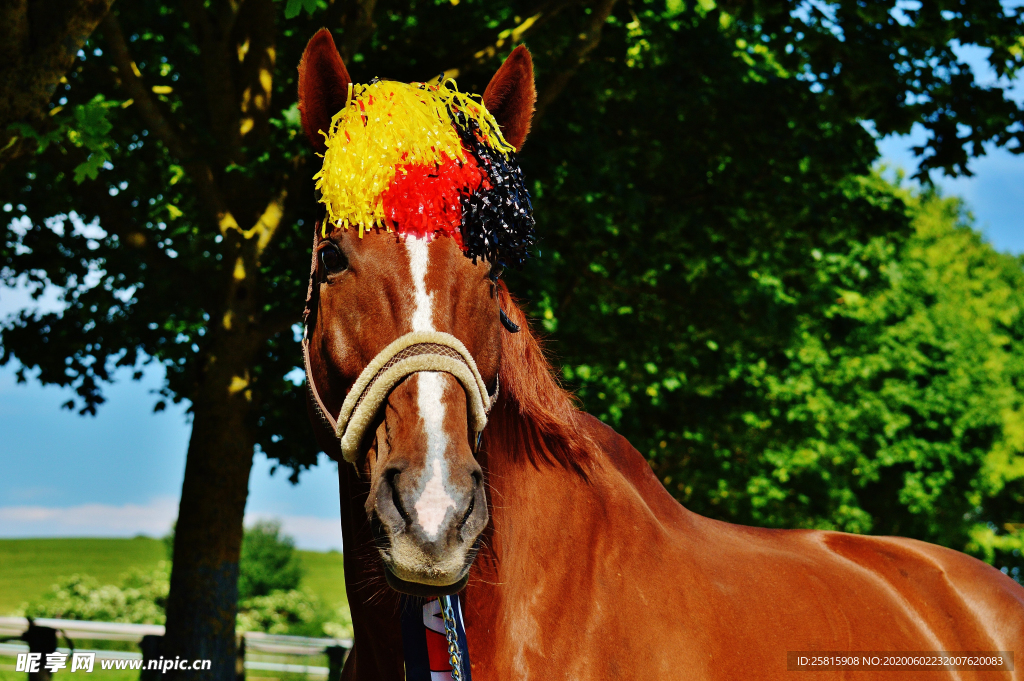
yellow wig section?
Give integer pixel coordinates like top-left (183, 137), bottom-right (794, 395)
top-left (314, 79), bottom-right (513, 236)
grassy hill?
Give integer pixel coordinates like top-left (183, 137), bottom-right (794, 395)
top-left (0, 537), bottom-right (347, 616)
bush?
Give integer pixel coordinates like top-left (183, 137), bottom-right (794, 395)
top-left (22, 562), bottom-right (169, 624)
top-left (237, 589), bottom-right (324, 637)
top-left (238, 521), bottom-right (303, 599)
top-left (321, 606), bottom-right (353, 640)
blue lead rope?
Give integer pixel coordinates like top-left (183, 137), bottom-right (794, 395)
top-left (400, 594), bottom-right (472, 681)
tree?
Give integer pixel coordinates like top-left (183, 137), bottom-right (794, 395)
top-left (2, 1), bottom-right (1024, 678)
top-left (0, 0), bottom-right (117, 172)
top-left (510, 1), bottom-right (1024, 575)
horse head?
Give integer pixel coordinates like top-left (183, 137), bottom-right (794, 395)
top-left (297, 30), bottom-right (536, 596)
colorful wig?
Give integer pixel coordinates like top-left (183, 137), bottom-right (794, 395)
top-left (313, 79), bottom-right (535, 267)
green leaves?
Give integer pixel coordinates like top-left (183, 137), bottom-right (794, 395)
top-left (22, 563), bottom-right (170, 624)
top-left (8, 95), bottom-right (120, 184)
top-left (283, 0), bottom-right (319, 19)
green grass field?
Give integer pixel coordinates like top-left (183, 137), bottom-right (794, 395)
top-left (295, 550), bottom-right (347, 612)
top-left (0, 537), bottom-right (347, 616)
top-left (0, 538), bottom-right (345, 679)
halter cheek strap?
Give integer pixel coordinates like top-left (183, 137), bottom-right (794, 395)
top-left (303, 330), bottom-right (498, 464)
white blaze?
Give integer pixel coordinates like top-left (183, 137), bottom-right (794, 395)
top-left (406, 237), bottom-right (456, 539)
top-left (407, 237), bottom-right (433, 333)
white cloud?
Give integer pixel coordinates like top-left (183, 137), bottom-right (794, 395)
top-left (0, 497), bottom-right (344, 552)
top-left (0, 496), bottom-right (178, 537)
top-left (245, 512), bottom-right (342, 553)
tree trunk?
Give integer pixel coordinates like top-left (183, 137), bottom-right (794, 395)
top-left (162, 373), bottom-right (255, 681)
top-left (162, 243), bottom-right (265, 680)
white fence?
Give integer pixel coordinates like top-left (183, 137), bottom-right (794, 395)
top-left (0, 616), bottom-right (352, 677)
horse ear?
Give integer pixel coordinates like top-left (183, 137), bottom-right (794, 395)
top-left (483, 46), bottom-right (536, 151)
top-left (298, 29), bottom-right (352, 154)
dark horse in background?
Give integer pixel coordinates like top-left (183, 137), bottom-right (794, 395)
top-left (296, 29), bottom-right (1024, 681)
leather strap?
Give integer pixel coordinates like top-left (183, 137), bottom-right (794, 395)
top-left (303, 336), bottom-right (339, 436)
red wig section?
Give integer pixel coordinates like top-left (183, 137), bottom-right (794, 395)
top-left (381, 153), bottom-right (488, 242)
top-left (298, 29), bottom-right (352, 154)
top-left (482, 46), bottom-right (537, 151)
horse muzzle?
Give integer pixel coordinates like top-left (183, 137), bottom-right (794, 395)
top-left (367, 381), bottom-right (489, 594)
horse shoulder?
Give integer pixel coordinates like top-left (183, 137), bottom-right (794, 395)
top-left (578, 412), bottom-right (694, 527)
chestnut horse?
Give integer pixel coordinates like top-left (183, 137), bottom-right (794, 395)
top-left (297, 30), bottom-right (1024, 681)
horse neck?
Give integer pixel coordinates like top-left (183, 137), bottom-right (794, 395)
top-left (459, 403), bottom-right (605, 636)
top-left (462, 403), bottom-right (692, 655)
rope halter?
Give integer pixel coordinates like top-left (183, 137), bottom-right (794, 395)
top-left (303, 330), bottom-right (498, 464)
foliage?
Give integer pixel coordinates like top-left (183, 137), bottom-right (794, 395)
top-left (21, 562), bottom-right (170, 624)
top-left (236, 589), bottom-right (329, 637)
top-left (8, 95), bottom-right (124, 184)
top-left (238, 521), bottom-right (304, 600)
top-left (716, 0), bottom-right (1024, 180)
top-left (321, 606), bottom-right (354, 641)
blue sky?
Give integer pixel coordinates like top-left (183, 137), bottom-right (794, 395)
top-left (2, 39), bottom-right (1024, 551)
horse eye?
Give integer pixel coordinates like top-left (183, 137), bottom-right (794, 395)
top-left (320, 244), bottom-right (347, 273)
top-left (488, 263), bottom-right (504, 282)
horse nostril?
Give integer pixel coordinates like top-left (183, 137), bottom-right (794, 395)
top-left (458, 494), bottom-right (475, 531)
top-left (386, 468), bottom-right (411, 524)
top-left (458, 471), bottom-right (483, 531)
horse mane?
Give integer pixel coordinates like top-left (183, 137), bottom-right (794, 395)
top-left (483, 282), bottom-right (595, 476)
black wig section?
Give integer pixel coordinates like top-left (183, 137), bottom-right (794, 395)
top-left (453, 115), bottom-right (536, 268)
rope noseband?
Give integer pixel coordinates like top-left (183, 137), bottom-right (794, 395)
top-left (303, 330), bottom-right (497, 464)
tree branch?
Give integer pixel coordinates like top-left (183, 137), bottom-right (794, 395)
top-left (100, 12), bottom-right (236, 230)
top-left (323, 0), bottom-right (379, 64)
top-left (533, 0), bottom-right (618, 126)
top-left (181, 0), bottom-right (242, 162)
top-left (231, 0), bottom-right (277, 147)
top-left (240, 188), bottom-right (288, 258)
top-left (101, 13), bottom-right (189, 159)
top-left (0, 0), bottom-right (116, 171)
top-left (440, 0), bottom-right (579, 80)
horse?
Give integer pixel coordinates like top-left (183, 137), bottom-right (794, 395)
top-left (296, 29), bottom-right (1024, 680)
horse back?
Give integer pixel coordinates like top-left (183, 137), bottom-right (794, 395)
top-left (582, 415), bottom-right (1024, 680)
